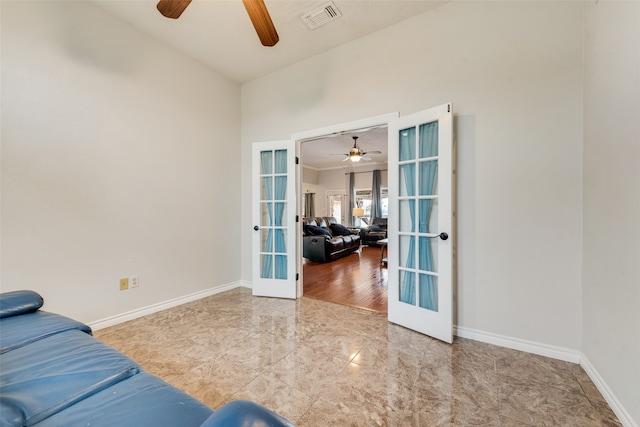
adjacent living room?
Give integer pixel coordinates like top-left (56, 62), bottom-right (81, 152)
top-left (300, 131), bottom-right (390, 313)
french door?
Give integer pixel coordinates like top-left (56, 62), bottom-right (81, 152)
top-left (388, 103), bottom-right (453, 343)
top-left (251, 106), bottom-right (453, 343)
top-left (251, 140), bottom-right (298, 299)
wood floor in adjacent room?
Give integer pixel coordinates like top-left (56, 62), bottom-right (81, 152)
top-left (302, 245), bottom-right (388, 313)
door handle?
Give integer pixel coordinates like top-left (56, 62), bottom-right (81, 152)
top-left (253, 225), bottom-right (259, 231)
top-left (428, 232), bottom-right (448, 241)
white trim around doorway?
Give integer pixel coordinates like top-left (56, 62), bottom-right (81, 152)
top-left (292, 112), bottom-right (399, 298)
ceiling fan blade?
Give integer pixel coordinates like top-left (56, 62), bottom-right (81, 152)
top-left (365, 150), bottom-right (382, 155)
top-left (362, 156), bottom-right (372, 161)
top-left (242, 0), bottom-right (279, 47)
top-left (342, 156), bottom-right (351, 162)
top-left (157, 0), bottom-right (192, 19)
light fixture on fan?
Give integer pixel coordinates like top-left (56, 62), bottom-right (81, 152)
top-left (332, 136), bottom-right (382, 163)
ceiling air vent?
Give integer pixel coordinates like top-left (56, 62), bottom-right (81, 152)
top-left (301, 1), bottom-right (342, 30)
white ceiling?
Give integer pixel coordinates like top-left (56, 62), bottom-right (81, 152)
top-left (92, 0), bottom-right (446, 169)
top-left (301, 126), bottom-right (388, 170)
top-left (93, 0), bottom-right (447, 83)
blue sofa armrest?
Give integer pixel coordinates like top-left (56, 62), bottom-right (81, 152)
top-left (0, 290), bottom-right (44, 318)
top-left (200, 400), bottom-right (295, 427)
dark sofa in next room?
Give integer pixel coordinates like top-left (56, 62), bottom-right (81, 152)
top-left (303, 216), bottom-right (361, 262)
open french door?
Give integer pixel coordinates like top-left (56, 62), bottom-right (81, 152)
top-left (251, 140), bottom-right (298, 299)
top-left (388, 103), bottom-right (454, 343)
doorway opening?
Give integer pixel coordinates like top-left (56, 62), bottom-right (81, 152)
top-left (293, 114), bottom-right (397, 313)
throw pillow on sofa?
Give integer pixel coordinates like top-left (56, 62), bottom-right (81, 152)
top-left (330, 223), bottom-right (353, 236)
top-left (305, 224), bottom-right (332, 238)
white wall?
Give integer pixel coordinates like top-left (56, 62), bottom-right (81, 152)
top-left (241, 1), bottom-right (584, 349)
top-left (583, 1), bottom-right (640, 424)
top-left (1, 1), bottom-right (241, 323)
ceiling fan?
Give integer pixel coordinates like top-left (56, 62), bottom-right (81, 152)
top-left (333, 136), bottom-right (382, 163)
top-left (156, 0), bottom-right (279, 47)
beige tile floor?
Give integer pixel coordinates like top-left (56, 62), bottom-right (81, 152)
top-left (94, 287), bottom-right (621, 426)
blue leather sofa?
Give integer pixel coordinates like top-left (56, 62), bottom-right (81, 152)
top-left (0, 290), bottom-right (295, 427)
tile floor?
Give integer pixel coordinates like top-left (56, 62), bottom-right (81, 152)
top-left (94, 287), bottom-right (621, 426)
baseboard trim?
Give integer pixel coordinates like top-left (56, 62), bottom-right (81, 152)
top-left (89, 282), bottom-right (243, 331)
top-left (87, 289), bottom-right (634, 426)
top-left (580, 353), bottom-right (637, 427)
top-left (454, 326), bottom-right (635, 426)
top-left (238, 280), bottom-right (253, 290)
top-left (454, 325), bottom-right (581, 363)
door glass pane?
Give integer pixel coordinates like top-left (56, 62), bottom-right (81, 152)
top-left (328, 195), bottom-right (342, 222)
top-left (399, 164), bottom-right (416, 197)
top-left (260, 202), bottom-right (273, 226)
top-left (274, 202), bottom-right (286, 226)
top-left (418, 199), bottom-right (438, 233)
top-left (274, 176), bottom-right (287, 199)
top-left (260, 177), bottom-right (273, 200)
top-left (399, 200), bottom-right (414, 233)
top-left (261, 229), bottom-right (273, 252)
top-left (419, 160), bottom-right (438, 196)
top-left (275, 255), bottom-right (287, 279)
top-left (419, 274), bottom-right (438, 312)
top-left (260, 254), bottom-right (273, 279)
top-left (274, 150), bottom-right (287, 173)
top-left (419, 122), bottom-right (438, 158)
top-left (400, 271), bottom-right (416, 305)
top-left (274, 229), bottom-right (286, 254)
top-left (418, 237), bottom-right (438, 272)
top-left (399, 127), bottom-right (416, 161)
top-left (399, 235), bottom-right (414, 269)
top-left (260, 151), bottom-right (273, 174)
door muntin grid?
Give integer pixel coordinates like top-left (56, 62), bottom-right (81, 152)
top-left (398, 122), bottom-right (439, 311)
top-left (259, 149), bottom-right (288, 280)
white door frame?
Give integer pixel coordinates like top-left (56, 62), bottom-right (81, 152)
top-left (292, 113), bottom-right (399, 297)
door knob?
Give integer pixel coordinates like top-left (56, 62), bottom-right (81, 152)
top-left (253, 225), bottom-right (259, 231)
top-left (428, 232), bottom-right (448, 240)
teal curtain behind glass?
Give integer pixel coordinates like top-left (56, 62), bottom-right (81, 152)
top-left (418, 122), bottom-right (438, 311)
top-left (399, 130), bottom-right (416, 305)
top-left (260, 150), bottom-right (288, 280)
top-left (260, 152), bottom-right (273, 278)
top-left (274, 150), bottom-right (287, 280)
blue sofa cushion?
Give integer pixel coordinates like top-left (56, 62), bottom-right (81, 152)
top-left (0, 291), bottom-right (44, 319)
top-left (35, 373), bottom-right (214, 427)
top-left (0, 310), bottom-right (92, 354)
top-left (1, 329), bottom-right (140, 426)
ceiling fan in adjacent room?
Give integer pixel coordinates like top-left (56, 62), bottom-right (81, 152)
top-left (156, 0), bottom-right (279, 47)
top-left (333, 136), bottom-right (382, 163)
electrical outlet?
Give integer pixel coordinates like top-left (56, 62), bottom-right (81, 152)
top-left (119, 278), bottom-right (129, 291)
top-left (130, 275), bottom-right (139, 288)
